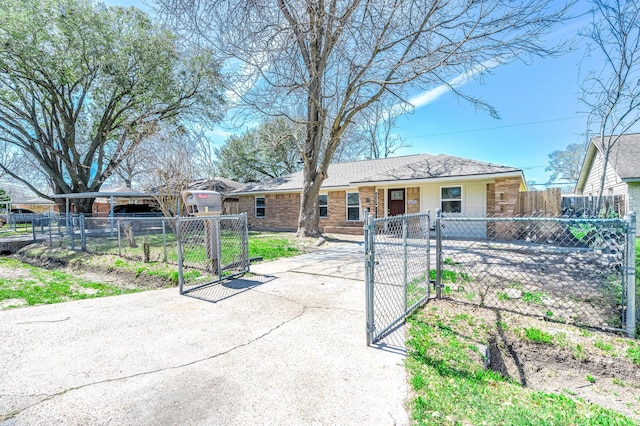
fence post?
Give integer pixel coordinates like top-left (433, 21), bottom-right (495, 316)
top-left (215, 218), bottom-right (222, 281)
top-left (117, 220), bottom-right (122, 257)
top-left (625, 211), bottom-right (636, 338)
top-left (242, 213), bottom-right (250, 272)
top-left (364, 211), bottom-right (375, 346)
top-left (176, 217), bottom-right (184, 294)
top-left (162, 219), bottom-right (168, 263)
top-left (70, 215), bottom-right (75, 250)
top-left (80, 215), bottom-right (86, 252)
top-left (31, 220), bottom-right (36, 242)
top-left (426, 210), bottom-right (431, 298)
top-left (435, 209), bottom-right (443, 299)
top-left (402, 215), bottom-right (408, 309)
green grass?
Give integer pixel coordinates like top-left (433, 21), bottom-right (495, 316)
top-left (522, 327), bottom-right (554, 344)
top-left (406, 310), bottom-right (636, 425)
top-left (249, 238), bottom-right (300, 260)
top-left (0, 257), bottom-right (138, 308)
top-left (627, 342), bottom-right (640, 365)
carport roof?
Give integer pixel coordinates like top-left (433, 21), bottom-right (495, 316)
top-left (232, 153), bottom-right (522, 194)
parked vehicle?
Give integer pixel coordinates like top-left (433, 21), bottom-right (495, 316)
top-left (112, 204), bottom-right (169, 231)
top-left (113, 204), bottom-right (165, 217)
top-left (0, 208), bottom-right (50, 227)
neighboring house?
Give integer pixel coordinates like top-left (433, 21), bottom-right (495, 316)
top-left (575, 133), bottom-right (640, 231)
top-left (232, 154), bottom-right (526, 235)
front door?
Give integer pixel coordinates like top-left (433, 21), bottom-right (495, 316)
top-left (388, 188), bottom-right (405, 216)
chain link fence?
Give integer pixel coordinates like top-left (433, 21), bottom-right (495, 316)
top-left (365, 211), bottom-right (431, 345)
top-left (33, 215), bottom-right (178, 262)
top-left (365, 210), bottom-right (637, 345)
top-left (436, 212), bottom-right (636, 337)
top-left (177, 214), bottom-right (250, 295)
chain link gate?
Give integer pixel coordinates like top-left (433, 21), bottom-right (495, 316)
top-left (365, 210), bottom-right (637, 345)
top-left (176, 213), bottom-right (250, 295)
top-left (365, 211), bottom-right (431, 345)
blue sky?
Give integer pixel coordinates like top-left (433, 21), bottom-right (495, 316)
top-left (105, 0), bottom-right (599, 186)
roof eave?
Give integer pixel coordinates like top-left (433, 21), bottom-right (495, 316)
top-left (575, 141), bottom-right (597, 194)
top-left (349, 170), bottom-right (523, 187)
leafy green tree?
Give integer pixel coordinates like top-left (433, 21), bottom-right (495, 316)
top-left (0, 188), bottom-right (9, 202)
top-left (0, 0), bottom-right (223, 213)
top-left (216, 118), bottom-right (304, 183)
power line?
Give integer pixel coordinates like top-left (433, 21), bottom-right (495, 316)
top-left (403, 115), bottom-right (587, 139)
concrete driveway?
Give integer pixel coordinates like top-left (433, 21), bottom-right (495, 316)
top-left (0, 241), bottom-right (408, 425)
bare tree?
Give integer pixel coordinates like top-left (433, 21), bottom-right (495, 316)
top-left (159, 0), bottom-right (571, 236)
top-left (580, 0), bottom-right (640, 210)
top-left (135, 128), bottom-right (198, 221)
top-left (359, 99), bottom-right (412, 159)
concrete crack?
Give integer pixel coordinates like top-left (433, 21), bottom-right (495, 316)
top-left (251, 287), bottom-right (362, 314)
top-left (1, 307), bottom-right (307, 423)
top-left (15, 317), bottom-right (70, 324)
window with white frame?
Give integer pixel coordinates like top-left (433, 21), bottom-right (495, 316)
top-left (319, 194), bottom-right (328, 218)
top-left (441, 186), bottom-right (462, 213)
top-left (255, 196), bottom-right (265, 218)
top-left (346, 192), bottom-right (360, 221)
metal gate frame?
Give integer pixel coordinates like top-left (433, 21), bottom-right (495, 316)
top-left (365, 210), bottom-right (637, 345)
top-left (365, 210), bottom-right (431, 345)
top-left (176, 213), bottom-right (250, 295)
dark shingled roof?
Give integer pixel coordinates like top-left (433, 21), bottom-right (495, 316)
top-left (598, 134), bottom-right (640, 180)
top-left (234, 153), bottom-right (521, 194)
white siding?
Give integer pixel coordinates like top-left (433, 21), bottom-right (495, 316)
top-left (628, 182), bottom-right (640, 235)
top-left (584, 150), bottom-right (623, 196)
top-left (418, 180), bottom-right (489, 238)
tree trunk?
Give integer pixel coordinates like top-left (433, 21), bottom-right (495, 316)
top-left (73, 198), bottom-right (95, 215)
top-left (297, 170), bottom-right (324, 237)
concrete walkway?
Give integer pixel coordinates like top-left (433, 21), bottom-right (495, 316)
top-left (0, 242), bottom-right (408, 425)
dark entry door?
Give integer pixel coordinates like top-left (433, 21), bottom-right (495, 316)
top-left (388, 188), bottom-right (405, 216)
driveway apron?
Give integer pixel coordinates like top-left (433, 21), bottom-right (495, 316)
top-left (0, 242), bottom-right (408, 425)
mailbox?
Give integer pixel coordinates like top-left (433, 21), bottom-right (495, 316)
top-left (182, 190), bottom-right (223, 216)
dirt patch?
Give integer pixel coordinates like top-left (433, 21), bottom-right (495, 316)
top-left (427, 300), bottom-right (640, 420)
top-left (11, 245), bottom-right (175, 291)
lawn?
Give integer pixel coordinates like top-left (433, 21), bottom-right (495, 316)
top-left (0, 257), bottom-right (138, 309)
top-left (0, 232), bottom-right (313, 310)
top-left (406, 302), bottom-right (640, 425)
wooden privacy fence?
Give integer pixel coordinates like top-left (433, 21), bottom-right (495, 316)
top-left (516, 188), bottom-right (561, 216)
top-left (515, 189), bottom-right (626, 218)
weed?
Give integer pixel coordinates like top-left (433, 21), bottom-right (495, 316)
top-left (497, 292), bottom-right (510, 302)
top-left (497, 321), bottom-right (509, 331)
top-left (574, 344), bottom-right (587, 361)
top-left (580, 329), bottom-right (593, 338)
top-left (586, 374), bottom-right (596, 384)
top-left (627, 344), bottom-right (640, 365)
top-left (523, 327), bottom-right (553, 344)
top-left (613, 378), bottom-right (625, 387)
top-left (522, 291), bottom-right (545, 305)
top-left (508, 281), bottom-right (524, 290)
top-left (594, 339), bottom-right (613, 352)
